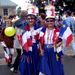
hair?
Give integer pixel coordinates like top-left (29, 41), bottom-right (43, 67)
top-left (72, 12), bottom-right (75, 16)
top-left (66, 10), bottom-right (72, 16)
top-left (39, 13), bottom-right (46, 20)
top-left (9, 15), bottom-right (14, 19)
top-left (20, 10), bottom-right (28, 18)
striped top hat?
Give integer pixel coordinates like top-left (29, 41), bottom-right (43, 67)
top-left (45, 4), bottom-right (55, 19)
top-left (27, 4), bottom-right (39, 16)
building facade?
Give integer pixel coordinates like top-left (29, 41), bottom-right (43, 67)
top-left (0, 0), bottom-right (17, 17)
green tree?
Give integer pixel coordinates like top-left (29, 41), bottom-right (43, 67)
top-left (55, 0), bottom-right (75, 11)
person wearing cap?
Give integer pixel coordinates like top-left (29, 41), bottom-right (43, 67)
top-left (19, 14), bottom-right (41, 75)
top-left (39, 16), bottom-right (64, 75)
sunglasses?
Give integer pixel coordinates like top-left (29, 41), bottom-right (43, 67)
top-left (46, 19), bottom-right (55, 22)
top-left (27, 18), bottom-right (35, 20)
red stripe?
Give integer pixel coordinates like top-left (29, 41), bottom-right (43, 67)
top-left (34, 34), bottom-right (39, 40)
top-left (17, 35), bottom-right (22, 45)
top-left (66, 34), bottom-right (73, 47)
top-left (27, 38), bottom-right (33, 46)
top-left (24, 25), bottom-right (30, 31)
top-left (39, 36), bottom-right (44, 46)
top-left (23, 42), bottom-right (29, 52)
top-left (32, 8), bottom-right (35, 14)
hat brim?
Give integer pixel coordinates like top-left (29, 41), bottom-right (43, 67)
top-left (45, 16), bottom-right (55, 21)
top-left (46, 16), bottom-right (55, 19)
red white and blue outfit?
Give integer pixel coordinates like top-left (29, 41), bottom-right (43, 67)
top-left (19, 24), bottom-right (41, 75)
top-left (39, 27), bottom-right (64, 75)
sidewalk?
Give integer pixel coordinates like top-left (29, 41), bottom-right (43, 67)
top-left (63, 43), bottom-right (75, 56)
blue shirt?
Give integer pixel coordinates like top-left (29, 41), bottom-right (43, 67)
top-left (13, 18), bottom-right (27, 30)
top-left (63, 17), bottom-right (75, 33)
top-left (63, 17), bottom-right (75, 27)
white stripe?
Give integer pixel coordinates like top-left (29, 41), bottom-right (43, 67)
top-left (22, 32), bottom-right (27, 46)
top-left (56, 46), bottom-right (62, 53)
top-left (29, 47), bottom-right (32, 51)
top-left (44, 29), bottom-right (54, 44)
top-left (39, 32), bottom-right (44, 37)
top-left (50, 30), bottom-right (54, 44)
top-left (39, 72), bottom-right (45, 75)
top-left (22, 31), bottom-right (32, 46)
top-left (27, 31), bottom-right (32, 38)
top-left (4, 51), bottom-right (9, 59)
top-left (36, 27), bottom-right (42, 34)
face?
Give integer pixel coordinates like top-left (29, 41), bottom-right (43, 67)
top-left (7, 20), bottom-right (12, 26)
top-left (27, 15), bottom-right (35, 26)
top-left (39, 16), bottom-right (46, 26)
top-left (45, 18), bottom-right (55, 28)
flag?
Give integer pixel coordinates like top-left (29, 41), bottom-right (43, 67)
top-left (39, 27), bottom-right (46, 46)
top-left (59, 26), bottom-right (73, 47)
top-left (22, 31), bottom-right (33, 52)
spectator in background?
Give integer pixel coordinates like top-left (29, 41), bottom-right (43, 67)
top-left (63, 10), bottom-right (75, 30)
top-left (63, 10), bottom-right (75, 57)
top-left (55, 16), bottom-right (63, 28)
top-left (62, 12), bottom-right (67, 20)
top-left (13, 10), bottom-right (28, 30)
top-left (0, 16), bottom-right (6, 33)
top-left (10, 10), bottom-right (28, 73)
top-left (0, 18), bottom-right (15, 67)
top-left (38, 13), bottom-right (46, 26)
top-left (72, 12), bottom-right (75, 20)
top-left (12, 15), bottom-right (19, 24)
top-left (0, 16), bottom-right (3, 33)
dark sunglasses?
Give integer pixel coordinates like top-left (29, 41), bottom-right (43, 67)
top-left (27, 18), bottom-right (35, 20)
top-left (46, 19), bottom-right (55, 22)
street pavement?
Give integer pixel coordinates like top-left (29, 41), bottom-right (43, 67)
top-left (0, 45), bottom-right (75, 75)
top-left (63, 56), bottom-right (75, 75)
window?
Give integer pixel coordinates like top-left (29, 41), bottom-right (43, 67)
top-left (3, 8), bottom-right (8, 15)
